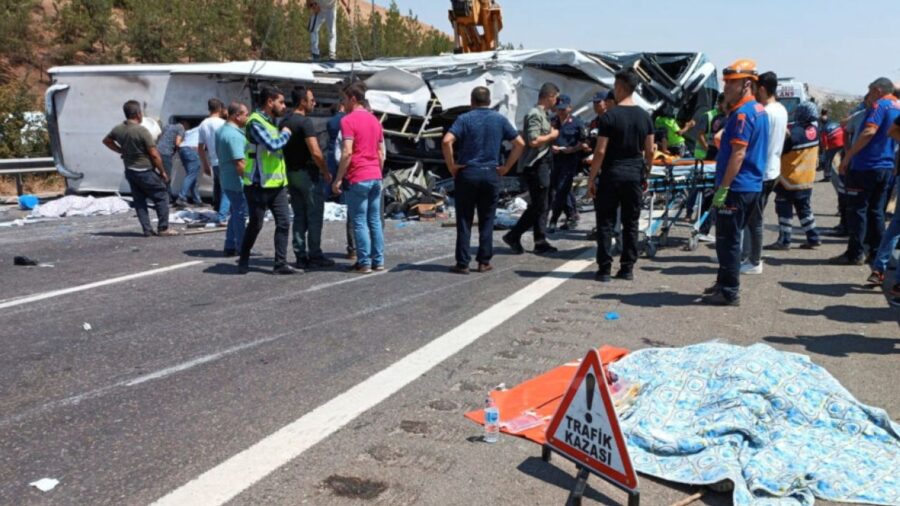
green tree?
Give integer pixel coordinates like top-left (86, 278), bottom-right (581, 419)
top-left (51, 0), bottom-right (123, 64)
top-left (123, 0), bottom-right (187, 63)
top-left (0, 81), bottom-right (49, 158)
top-left (1, 0), bottom-right (37, 65)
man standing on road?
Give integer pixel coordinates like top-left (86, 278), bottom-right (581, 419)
top-left (866, 114), bottom-right (900, 306)
top-left (332, 83), bottom-right (386, 274)
top-left (215, 101), bottom-right (250, 257)
top-left (587, 69), bottom-right (654, 282)
top-left (281, 87), bottom-right (335, 270)
top-left (442, 86), bottom-right (525, 274)
top-left (198, 98), bottom-right (228, 225)
top-left (702, 59), bottom-right (769, 306)
top-left (156, 120), bottom-right (184, 202)
top-left (741, 71), bottom-right (787, 274)
top-left (548, 94), bottom-right (587, 233)
top-left (238, 86), bottom-right (295, 275)
top-left (503, 82), bottom-right (560, 255)
top-left (103, 100), bottom-right (177, 237)
top-left (832, 77), bottom-right (900, 265)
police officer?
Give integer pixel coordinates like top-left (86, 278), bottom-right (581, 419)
top-left (702, 59), bottom-right (770, 305)
top-left (549, 94), bottom-right (588, 232)
top-left (238, 85), bottom-right (295, 275)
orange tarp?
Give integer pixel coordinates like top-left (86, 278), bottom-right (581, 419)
top-left (463, 346), bottom-right (629, 445)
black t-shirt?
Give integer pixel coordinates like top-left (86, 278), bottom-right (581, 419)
top-left (280, 113), bottom-right (318, 173)
top-left (597, 105), bottom-right (653, 182)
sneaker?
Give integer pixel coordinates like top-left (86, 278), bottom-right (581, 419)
top-left (449, 264), bottom-right (470, 274)
top-left (273, 264), bottom-right (299, 275)
top-left (866, 271), bottom-right (885, 285)
top-left (307, 257), bottom-right (336, 269)
top-left (740, 261), bottom-right (763, 275)
top-left (476, 263), bottom-right (493, 273)
top-left (799, 241), bottom-right (821, 250)
top-left (223, 249), bottom-right (238, 257)
top-left (237, 263), bottom-right (250, 275)
top-left (614, 269), bottom-right (634, 281)
top-left (533, 242), bottom-right (558, 255)
top-left (697, 233), bottom-right (715, 243)
top-left (829, 253), bottom-right (865, 266)
top-left (502, 233), bottom-right (525, 254)
top-left (763, 242), bottom-right (789, 251)
top-left (348, 263), bottom-right (372, 274)
top-left (701, 291), bottom-right (740, 306)
top-left (594, 271), bottom-right (611, 283)
top-left (372, 264), bottom-right (386, 272)
top-left (702, 283), bottom-right (720, 295)
top-left (157, 228), bottom-right (179, 237)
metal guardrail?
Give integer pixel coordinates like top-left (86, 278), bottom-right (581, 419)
top-left (0, 157), bottom-right (57, 195)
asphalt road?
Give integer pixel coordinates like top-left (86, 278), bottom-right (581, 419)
top-left (1, 179), bottom-right (897, 506)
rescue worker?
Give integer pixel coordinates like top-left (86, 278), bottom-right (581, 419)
top-left (832, 77), bottom-right (900, 265)
top-left (442, 86), bottom-right (525, 273)
top-left (503, 82), bottom-right (560, 255)
top-left (654, 106), bottom-right (690, 157)
top-left (548, 94), bottom-right (587, 232)
top-left (701, 59), bottom-right (769, 306)
top-left (238, 86), bottom-right (295, 275)
top-left (766, 101), bottom-right (821, 250)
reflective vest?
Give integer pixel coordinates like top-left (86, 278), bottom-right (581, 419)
top-left (243, 111), bottom-right (287, 188)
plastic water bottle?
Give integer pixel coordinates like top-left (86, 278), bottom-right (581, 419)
top-left (483, 394), bottom-right (500, 443)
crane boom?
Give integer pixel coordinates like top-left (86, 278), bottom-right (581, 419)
top-left (448, 0), bottom-right (503, 53)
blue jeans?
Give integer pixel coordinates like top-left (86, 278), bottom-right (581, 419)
top-left (715, 191), bottom-right (760, 301)
top-left (346, 179), bottom-right (384, 267)
top-left (223, 188), bottom-right (247, 252)
top-left (161, 153), bottom-right (176, 199)
top-left (454, 167), bottom-right (499, 266)
top-left (774, 187), bottom-right (820, 246)
top-left (213, 165), bottom-right (230, 222)
top-left (871, 184), bottom-right (900, 282)
top-left (845, 169), bottom-right (892, 259)
top-left (178, 147), bottom-right (201, 203)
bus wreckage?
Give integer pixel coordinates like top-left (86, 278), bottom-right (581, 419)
top-left (46, 49), bottom-right (717, 211)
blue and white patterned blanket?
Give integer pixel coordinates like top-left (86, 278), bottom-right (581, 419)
top-left (609, 343), bottom-right (900, 505)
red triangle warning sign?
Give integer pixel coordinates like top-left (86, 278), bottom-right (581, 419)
top-left (544, 349), bottom-right (638, 492)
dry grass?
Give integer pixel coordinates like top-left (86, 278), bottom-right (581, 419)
top-left (0, 173), bottom-right (65, 196)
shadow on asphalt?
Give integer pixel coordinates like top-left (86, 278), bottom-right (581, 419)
top-left (395, 263), bottom-right (459, 273)
top-left (784, 305), bottom-right (900, 325)
top-left (592, 291), bottom-right (698, 307)
top-left (183, 249), bottom-right (227, 258)
top-left (90, 231), bottom-right (146, 238)
top-left (515, 456), bottom-right (620, 506)
top-left (779, 281), bottom-right (874, 298)
top-left (641, 265), bottom-right (717, 276)
top-left (764, 257), bottom-right (841, 267)
top-left (646, 254), bottom-right (714, 264)
top-left (764, 333), bottom-right (900, 357)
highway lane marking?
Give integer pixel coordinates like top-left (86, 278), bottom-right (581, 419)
top-left (152, 249), bottom-right (595, 506)
top-left (0, 253), bottom-right (502, 428)
top-left (0, 261), bottom-right (203, 310)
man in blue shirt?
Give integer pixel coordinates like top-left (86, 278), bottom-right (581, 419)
top-left (215, 101), bottom-right (250, 257)
top-left (442, 86), bottom-right (525, 273)
top-left (549, 94), bottom-right (587, 232)
top-left (702, 59), bottom-right (769, 306)
top-left (833, 77), bottom-right (900, 265)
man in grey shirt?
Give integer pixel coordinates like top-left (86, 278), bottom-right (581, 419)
top-left (503, 82), bottom-right (561, 255)
top-left (103, 100), bottom-right (177, 237)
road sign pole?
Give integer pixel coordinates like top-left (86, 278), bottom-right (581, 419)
top-left (567, 466), bottom-right (590, 506)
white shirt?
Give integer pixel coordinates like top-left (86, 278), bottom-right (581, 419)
top-left (764, 101), bottom-right (788, 181)
top-left (198, 116), bottom-right (226, 166)
top-left (182, 126), bottom-right (200, 149)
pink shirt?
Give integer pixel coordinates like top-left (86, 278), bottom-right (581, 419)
top-left (340, 108), bottom-right (384, 183)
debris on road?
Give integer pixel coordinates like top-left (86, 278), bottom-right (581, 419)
top-left (604, 311), bottom-right (620, 321)
top-left (18, 194), bottom-right (39, 210)
top-left (82, 322), bottom-right (92, 331)
top-left (323, 202), bottom-right (347, 222)
top-left (28, 478), bottom-right (59, 492)
top-left (13, 255), bottom-right (39, 266)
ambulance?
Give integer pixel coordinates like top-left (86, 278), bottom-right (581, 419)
top-left (776, 77), bottom-right (811, 123)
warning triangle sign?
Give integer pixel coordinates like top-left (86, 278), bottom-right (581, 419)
top-left (544, 349), bottom-right (638, 492)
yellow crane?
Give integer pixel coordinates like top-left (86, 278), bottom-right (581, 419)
top-left (448, 0), bottom-right (503, 53)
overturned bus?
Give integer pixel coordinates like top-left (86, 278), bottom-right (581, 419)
top-left (46, 49), bottom-right (718, 196)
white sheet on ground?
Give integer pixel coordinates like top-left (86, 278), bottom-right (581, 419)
top-left (30, 196), bottom-right (130, 218)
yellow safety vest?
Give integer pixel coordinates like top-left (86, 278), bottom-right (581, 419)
top-left (243, 111), bottom-right (287, 188)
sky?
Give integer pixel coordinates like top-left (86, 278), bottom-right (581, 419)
top-left (381, 0), bottom-right (900, 94)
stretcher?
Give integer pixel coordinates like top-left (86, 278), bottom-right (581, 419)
top-left (639, 159), bottom-right (716, 257)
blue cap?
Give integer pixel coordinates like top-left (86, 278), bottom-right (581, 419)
top-left (592, 91), bottom-right (606, 103)
top-left (555, 94), bottom-right (572, 109)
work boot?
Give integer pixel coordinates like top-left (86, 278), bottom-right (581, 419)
top-left (701, 291), bottom-right (740, 306)
top-left (614, 269), bottom-right (633, 281)
top-left (594, 270), bottom-right (611, 283)
top-left (295, 257), bottom-right (309, 270)
top-left (372, 264), bottom-right (386, 272)
top-left (477, 263), bottom-right (493, 273)
top-left (237, 263), bottom-right (250, 275)
top-left (502, 233), bottom-right (524, 254)
top-left (348, 263), bottom-right (372, 274)
top-left (702, 283), bottom-right (720, 295)
top-left (533, 242), bottom-right (558, 255)
top-left (763, 242), bottom-right (789, 251)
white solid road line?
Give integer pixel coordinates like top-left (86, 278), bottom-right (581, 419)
top-left (0, 261), bottom-right (204, 310)
top-left (152, 250), bottom-right (594, 506)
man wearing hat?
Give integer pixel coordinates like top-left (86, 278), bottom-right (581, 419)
top-left (702, 59), bottom-right (770, 306)
top-left (549, 94), bottom-right (588, 232)
top-left (833, 77), bottom-right (900, 265)
top-left (585, 91), bottom-right (616, 163)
